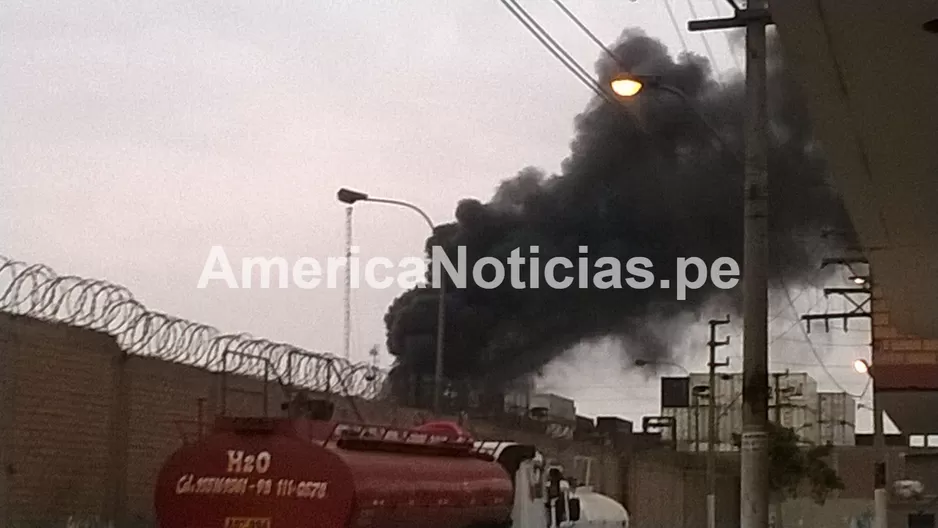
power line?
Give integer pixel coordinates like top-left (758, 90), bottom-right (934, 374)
top-left (663, 0), bottom-right (690, 54)
top-left (548, 0), bottom-right (619, 66)
top-left (499, 0), bottom-right (612, 104)
top-left (707, 0), bottom-right (742, 71)
top-left (781, 279), bottom-right (864, 398)
top-left (683, 0), bottom-right (722, 80)
top-left (768, 286), bottom-right (827, 343)
top-left (771, 336), bottom-right (870, 348)
top-left (498, 0), bottom-right (651, 137)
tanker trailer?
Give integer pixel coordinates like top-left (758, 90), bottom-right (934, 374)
top-left (154, 412), bottom-right (627, 527)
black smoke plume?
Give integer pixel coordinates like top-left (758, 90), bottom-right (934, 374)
top-left (382, 30), bottom-right (855, 400)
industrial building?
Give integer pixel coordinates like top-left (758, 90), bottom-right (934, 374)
top-left (657, 371), bottom-right (856, 451)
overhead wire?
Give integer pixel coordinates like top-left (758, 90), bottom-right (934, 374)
top-left (707, 0), bottom-right (742, 71)
top-left (663, 0), bottom-right (690, 54)
top-left (499, 0), bottom-right (614, 105)
top-left (498, 0), bottom-right (653, 137)
top-left (682, 0), bottom-right (722, 81)
top-left (547, 0), bottom-right (620, 65)
top-left (781, 278), bottom-right (867, 398)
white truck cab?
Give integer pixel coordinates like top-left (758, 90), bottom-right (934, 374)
top-left (474, 441), bottom-right (629, 528)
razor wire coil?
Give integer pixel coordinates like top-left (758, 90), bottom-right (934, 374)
top-left (0, 255), bottom-right (387, 399)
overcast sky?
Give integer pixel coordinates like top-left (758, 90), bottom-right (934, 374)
top-left (1, 0), bottom-right (888, 432)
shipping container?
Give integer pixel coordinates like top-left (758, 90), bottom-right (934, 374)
top-left (596, 416), bottom-right (632, 435)
top-left (653, 371), bottom-right (864, 451)
top-left (576, 415), bottom-right (596, 434)
top-left (660, 407), bottom-right (684, 448)
top-left (502, 388), bottom-right (530, 415)
top-left (528, 393), bottom-right (576, 422)
top-left (818, 391), bottom-right (856, 446)
top-left (662, 404), bottom-right (708, 452)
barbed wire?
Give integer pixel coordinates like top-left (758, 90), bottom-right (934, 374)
top-left (0, 255), bottom-right (387, 399)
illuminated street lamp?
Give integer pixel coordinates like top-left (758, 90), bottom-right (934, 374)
top-left (854, 356), bottom-right (887, 528)
top-left (608, 73), bottom-right (735, 159)
top-left (854, 358), bottom-right (871, 375)
top-left (609, 77), bottom-right (645, 97)
top-left (609, 73), bottom-right (688, 101)
top-left (337, 188), bottom-right (447, 415)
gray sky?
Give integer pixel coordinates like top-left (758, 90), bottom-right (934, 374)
top-left (1, 0), bottom-right (887, 431)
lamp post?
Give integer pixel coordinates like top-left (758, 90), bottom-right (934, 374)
top-left (855, 358), bottom-right (887, 528)
top-left (611, 15), bottom-right (773, 528)
top-left (693, 385), bottom-right (711, 453)
top-left (337, 188), bottom-right (447, 415)
top-left (609, 73), bottom-right (735, 157)
top-left (617, 75), bottom-right (759, 528)
top-left (634, 358), bottom-right (689, 376)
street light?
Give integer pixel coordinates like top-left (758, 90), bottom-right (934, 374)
top-left (634, 358), bottom-right (689, 376)
top-left (854, 358), bottom-right (871, 375)
top-left (615, 72), bottom-right (762, 528)
top-left (692, 384), bottom-right (710, 453)
top-left (609, 73), bottom-right (690, 103)
top-left (854, 357), bottom-right (887, 528)
top-left (609, 77), bottom-right (644, 97)
top-left (336, 188), bottom-right (447, 415)
top-left (609, 73), bottom-right (736, 160)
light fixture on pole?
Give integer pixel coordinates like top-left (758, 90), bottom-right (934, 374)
top-left (609, 73), bottom-right (684, 101)
top-left (615, 6), bottom-right (775, 528)
top-left (337, 188), bottom-right (447, 415)
top-left (609, 77), bottom-right (645, 97)
top-left (854, 357), bottom-right (886, 528)
top-left (633, 358), bottom-right (689, 376)
top-left (854, 358), bottom-right (871, 375)
top-left (608, 73), bottom-right (735, 157)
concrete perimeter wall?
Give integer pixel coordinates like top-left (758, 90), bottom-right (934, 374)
top-left (0, 313), bottom-right (436, 526)
top-left (0, 313), bottom-right (628, 526)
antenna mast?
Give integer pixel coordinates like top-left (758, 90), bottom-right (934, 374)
top-left (344, 206), bottom-right (353, 361)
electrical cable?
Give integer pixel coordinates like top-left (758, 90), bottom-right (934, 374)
top-left (683, 0), bottom-right (722, 80)
top-left (663, 0), bottom-right (691, 54)
top-left (500, 0), bottom-right (613, 104)
top-left (768, 287), bottom-right (827, 344)
top-left (780, 278), bottom-right (866, 399)
top-left (548, 0), bottom-right (620, 65)
top-left (498, 0), bottom-right (651, 137)
top-left (707, 0), bottom-right (742, 71)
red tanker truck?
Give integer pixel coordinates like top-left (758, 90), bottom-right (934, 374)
top-left (153, 399), bottom-right (628, 528)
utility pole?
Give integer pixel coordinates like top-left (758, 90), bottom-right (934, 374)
top-left (707, 316), bottom-right (731, 528)
top-left (873, 377), bottom-right (887, 528)
top-left (770, 370), bottom-right (790, 528)
top-left (689, 3), bottom-right (773, 528)
top-left (802, 257), bottom-right (882, 528)
top-left (771, 370), bottom-right (790, 425)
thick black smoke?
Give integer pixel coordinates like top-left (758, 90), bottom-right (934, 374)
top-left (382, 30), bottom-right (855, 397)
